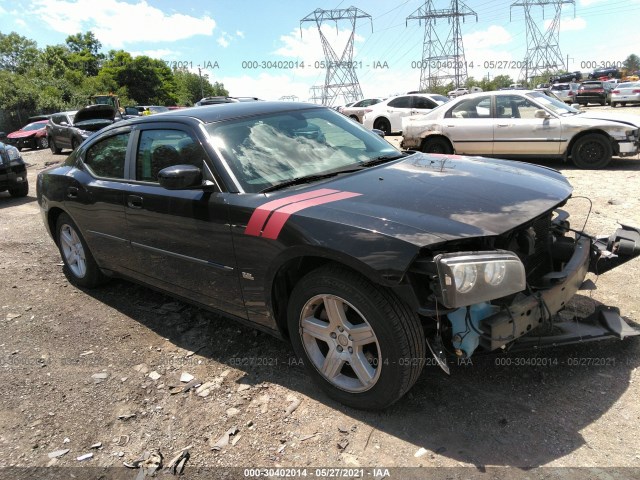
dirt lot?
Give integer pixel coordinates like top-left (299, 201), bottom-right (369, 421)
top-left (2, 104), bottom-right (640, 478)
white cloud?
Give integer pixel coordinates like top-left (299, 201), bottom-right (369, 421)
top-left (30, 0), bottom-right (216, 47)
top-left (217, 36), bottom-right (230, 48)
top-left (0, 5), bottom-right (6, 15)
top-left (15, 18), bottom-right (27, 27)
top-left (544, 16), bottom-right (587, 32)
top-left (275, 25), bottom-right (364, 61)
top-left (236, 30), bottom-right (244, 39)
top-left (463, 25), bottom-right (512, 49)
top-left (129, 49), bottom-right (177, 59)
top-left (219, 72), bottom-right (314, 101)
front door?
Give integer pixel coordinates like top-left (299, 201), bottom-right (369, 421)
top-left (123, 127), bottom-right (246, 318)
top-left (492, 95), bottom-right (562, 156)
top-left (442, 95), bottom-right (495, 155)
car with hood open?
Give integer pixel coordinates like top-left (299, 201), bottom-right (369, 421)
top-left (401, 89), bottom-right (640, 169)
top-left (46, 104), bottom-right (120, 154)
top-left (36, 101), bottom-right (640, 409)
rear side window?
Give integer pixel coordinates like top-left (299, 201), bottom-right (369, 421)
top-left (84, 133), bottom-right (130, 179)
top-left (413, 97), bottom-right (437, 109)
top-left (135, 130), bottom-right (205, 182)
top-left (387, 96), bottom-right (411, 108)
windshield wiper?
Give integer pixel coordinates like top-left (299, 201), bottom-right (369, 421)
top-left (359, 153), bottom-right (407, 167)
top-left (260, 168), bottom-right (361, 193)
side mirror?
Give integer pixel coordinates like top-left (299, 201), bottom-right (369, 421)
top-left (535, 109), bottom-right (551, 119)
top-left (158, 164), bottom-right (203, 190)
top-left (371, 128), bottom-right (385, 138)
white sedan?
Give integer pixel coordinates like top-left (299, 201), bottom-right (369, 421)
top-left (401, 90), bottom-right (640, 169)
top-left (362, 93), bottom-right (448, 135)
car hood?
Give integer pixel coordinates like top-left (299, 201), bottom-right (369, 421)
top-left (575, 111), bottom-right (640, 128)
top-left (74, 104), bottom-right (117, 124)
top-left (286, 153), bottom-right (573, 246)
top-left (8, 129), bottom-right (42, 138)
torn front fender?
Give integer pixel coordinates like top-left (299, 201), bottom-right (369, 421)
top-left (589, 224), bottom-right (640, 275)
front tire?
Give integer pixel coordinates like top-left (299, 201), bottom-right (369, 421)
top-left (373, 118), bottom-right (391, 136)
top-left (8, 181), bottom-right (28, 198)
top-left (287, 265), bottom-right (426, 409)
top-left (571, 134), bottom-right (613, 169)
top-left (55, 213), bottom-right (107, 288)
top-left (421, 137), bottom-right (453, 154)
top-left (38, 137), bottom-right (49, 149)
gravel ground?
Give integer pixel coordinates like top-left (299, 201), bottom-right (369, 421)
top-left (1, 104), bottom-right (640, 478)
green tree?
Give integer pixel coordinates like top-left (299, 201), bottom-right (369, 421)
top-left (65, 31), bottom-right (104, 76)
top-left (173, 68), bottom-right (228, 105)
top-left (623, 54), bottom-right (640, 73)
top-left (0, 31), bottom-right (39, 74)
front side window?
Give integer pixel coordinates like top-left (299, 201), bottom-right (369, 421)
top-left (84, 133), bottom-right (130, 179)
top-left (413, 97), bottom-right (437, 109)
top-left (206, 107), bottom-right (398, 193)
top-left (496, 95), bottom-right (540, 119)
top-left (135, 130), bottom-right (206, 182)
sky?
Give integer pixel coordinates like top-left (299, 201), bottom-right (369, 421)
top-left (1, 0), bottom-right (639, 103)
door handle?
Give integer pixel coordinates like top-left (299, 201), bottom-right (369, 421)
top-left (66, 186), bottom-right (78, 198)
top-left (127, 195), bottom-right (143, 209)
top-left (496, 124), bottom-right (512, 127)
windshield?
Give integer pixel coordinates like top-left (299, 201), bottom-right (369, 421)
top-left (526, 91), bottom-right (579, 115)
top-left (206, 107), bottom-right (399, 193)
top-left (22, 122), bottom-right (46, 131)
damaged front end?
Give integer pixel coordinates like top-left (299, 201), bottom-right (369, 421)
top-left (413, 209), bottom-right (640, 364)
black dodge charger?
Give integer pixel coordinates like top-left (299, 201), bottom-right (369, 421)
top-left (36, 102), bottom-right (640, 408)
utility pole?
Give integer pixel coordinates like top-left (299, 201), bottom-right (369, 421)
top-left (510, 0), bottom-right (576, 83)
top-left (406, 0), bottom-right (477, 91)
top-left (197, 66), bottom-right (204, 99)
top-left (301, 7), bottom-right (372, 106)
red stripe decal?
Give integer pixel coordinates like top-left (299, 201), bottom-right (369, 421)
top-left (261, 191), bottom-right (362, 240)
top-left (244, 189), bottom-right (339, 236)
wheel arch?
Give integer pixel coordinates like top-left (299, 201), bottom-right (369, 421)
top-left (420, 134), bottom-right (454, 152)
top-left (46, 206), bottom-right (67, 243)
top-left (267, 250), bottom-right (420, 340)
top-left (566, 129), bottom-right (617, 159)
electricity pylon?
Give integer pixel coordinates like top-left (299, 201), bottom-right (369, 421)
top-left (406, 0), bottom-right (477, 91)
top-left (510, 0), bottom-right (576, 82)
top-left (301, 7), bottom-right (372, 106)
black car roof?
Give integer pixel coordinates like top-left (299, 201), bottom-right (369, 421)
top-left (123, 102), bottom-right (324, 126)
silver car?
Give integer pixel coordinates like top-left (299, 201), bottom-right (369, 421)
top-left (339, 98), bottom-right (383, 123)
top-left (550, 82), bottom-right (580, 104)
top-left (612, 82), bottom-right (640, 107)
top-left (401, 90), bottom-right (640, 169)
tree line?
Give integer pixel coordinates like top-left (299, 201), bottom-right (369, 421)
top-left (0, 30), bottom-right (228, 131)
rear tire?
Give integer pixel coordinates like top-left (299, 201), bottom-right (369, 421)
top-left (571, 134), bottom-right (613, 169)
top-left (373, 118), bottom-right (391, 136)
top-left (38, 137), bottom-right (48, 149)
top-left (49, 137), bottom-right (62, 154)
top-left (55, 213), bottom-right (107, 288)
top-left (421, 137), bottom-right (453, 155)
top-left (611, 102), bottom-right (617, 108)
top-left (287, 264), bottom-right (426, 409)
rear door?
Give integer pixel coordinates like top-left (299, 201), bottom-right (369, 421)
top-left (410, 96), bottom-right (438, 116)
top-left (384, 96), bottom-right (413, 132)
top-left (64, 127), bottom-right (135, 271)
top-left (440, 95), bottom-right (495, 155)
top-left (123, 124), bottom-right (246, 318)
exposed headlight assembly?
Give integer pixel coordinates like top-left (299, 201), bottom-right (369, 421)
top-left (435, 251), bottom-right (526, 308)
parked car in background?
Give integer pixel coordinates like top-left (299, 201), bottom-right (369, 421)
top-left (550, 71), bottom-right (582, 83)
top-left (362, 93), bottom-right (448, 134)
top-left (611, 82), bottom-right (640, 107)
top-left (195, 96), bottom-right (262, 106)
top-left (339, 98), bottom-right (383, 123)
top-left (47, 104), bottom-right (119, 154)
top-left (401, 89), bottom-right (640, 168)
top-left (589, 67), bottom-right (621, 80)
top-left (576, 80), bottom-right (613, 106)
top-left (124, 105), bottom-right (170, 116)
top-left (36, 101), bottom-right (640, 409)
top-left (0, 141), bottom-right (28, 197)
top-left (5, 120), bottom-right (49, 151)
top-left (550, 82), bottom-right (580, 104)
